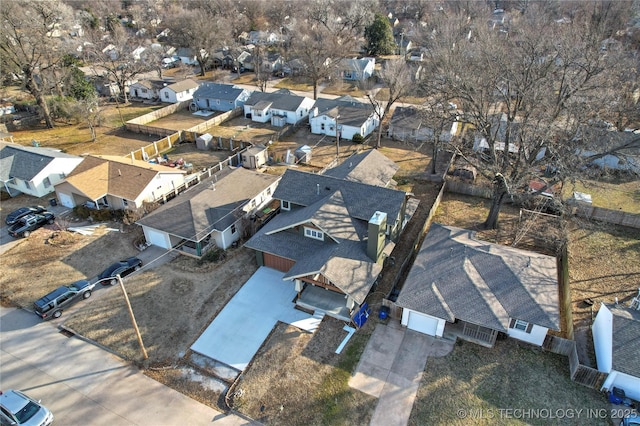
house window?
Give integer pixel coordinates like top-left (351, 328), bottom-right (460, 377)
top-left (250, 199), bottom-right (256, 209)
top-left (266, 187), bottom-right (272, 196)
top-left (281, 200), bottom-right (290, 211)
top-left (164, 91), bottom-right (169, 99)
top-left (510, 319), bottom-right (532, 333)
top-left (231, 224), bottom-right (237, 234)
top-left (43, 177), bottom-right (51, 188)
top-left (24, 181), bottom-right (31, 190)
top-left (304, 227), bottom-right (324, 241)
top-left (123, 199), bottom-right (128, 207)
top-left (321, 123), bottom-right (325, 131)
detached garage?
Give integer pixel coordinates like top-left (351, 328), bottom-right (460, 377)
top-left (142, 227), bottom-right (171, 249)
top-left (401, 309), bottom-right (445, 337)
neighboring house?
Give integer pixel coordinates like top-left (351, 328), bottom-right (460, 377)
top-left (0, 142), bottom-right (83, 197)
top-left (388, 106), bottom-right (457, 143)
top-left (237, 50), bottom-right (255, 71)
top-left (592, 302), bottom-right (640, 401)
top-left (175, 47), bottom-right (200, 66)
top-left (159, 79), bottom-right (199, 104)
top-left (395, 223), bottom-right (560, 347)
top-left (309, 95), bottom-right (380, 140)
top-left (137, 167), bottom-right (280, 256)
top-left (338, 57), bottom-right (375, 82)
top-left (473, 113), bottom-right (521, 154)
top-left (323, 148), bottom-right (398, 188)
top-left (244, 165), bottom-right (410, 322)
top-left (574, 127), bottom-right (640, 174)
top-left (243, 89), bottom-right (314, 126)
top-left (247, 30), bottom-right (281, 45)
top-left (190, 83), bottom-right (251, 112)
top-left (54, 155), bottom-right (186, 210)
top-left (129, 80), bottom-right (165, 100)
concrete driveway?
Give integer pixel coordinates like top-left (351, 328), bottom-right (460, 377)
top-left (190, 267), bottom-right (323, 371)
top-left (349, 322), bottom-right (454, 426)
top-left (0, 306), bottom-right (255, 425)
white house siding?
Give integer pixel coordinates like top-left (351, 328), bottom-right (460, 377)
top-left (136, 173), bottom-right (186, 207)
top-left (602, 371), bottom-right (640, 401)
top-left (176, 89), bottom-right (196, 102)
top-left (401, 309), bottom-right (446, 337)
top-left (507, 323), bottom-right (548, 346)
top-left (592, 304), bottom-right (614, 372)
top-left (159, 88), bottom-right (178, 103)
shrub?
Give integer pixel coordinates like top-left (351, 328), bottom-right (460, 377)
top-left (352, 133), bottom-right (364, 144)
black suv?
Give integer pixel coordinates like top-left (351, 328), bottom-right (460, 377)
top-left (7, 212), bottom-right (55, 238)
top-left (33, 279), bottom-right (96, 319)
top-left (98, 257), bottom-right (143, 285)
top-left (5, 205), bottom-right (46, 225)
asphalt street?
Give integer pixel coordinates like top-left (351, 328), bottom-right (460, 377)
top-left (0, 306), bottom-right (255, 425)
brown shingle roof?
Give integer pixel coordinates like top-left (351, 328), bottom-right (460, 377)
top-left (64, 155), bottom-right (185, 200)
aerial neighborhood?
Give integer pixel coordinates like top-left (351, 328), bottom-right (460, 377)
top-left (0, 0), bottom-right (639, 425)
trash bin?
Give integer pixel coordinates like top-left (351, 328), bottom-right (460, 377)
top-left (379, 306), bottom-right (390, 320)
top-left (49, 198), bottom-right (57, 207)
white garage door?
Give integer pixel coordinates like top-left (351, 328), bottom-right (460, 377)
top-left (58, 192), bottom-right (74, 208)
top-left (407, 311), bottom-right (439, 336)
top-left (145, 228), bottom-right (170, 249)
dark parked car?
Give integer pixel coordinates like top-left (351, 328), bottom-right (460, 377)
top-left (7, 213), bottom-right (55, 238)
top-left (33, 279), bottom-right (95, 320)
top-left (98, 257), bottom-right (143, 285)
top-left (5, 206), bottom-right (46, 225)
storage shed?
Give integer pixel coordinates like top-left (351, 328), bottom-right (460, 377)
top-left (242, 145), bottom-right (268, 169)
top-left (295, 145), bottom-right (312, 163)
top-left (196, 133), bottom-right (213, 150)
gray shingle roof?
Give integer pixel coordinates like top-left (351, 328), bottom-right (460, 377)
top-left (272, 169), bottom-right (404, 222)
top-left (312, 96), bottom-right (375, 127)
top-left (244, 89), bottom-right (309, 112)
top-left (390, 106), bottom-right (424, 131)
top-left (136, 167), bottom-right (279, 241)
top-left (396, 223), bottom-right (560, 331)
top-left (323, 149), bottom-right (399, 187)
top-left (0, 142), bottom-right (80, 181)
top-left (609, 304), bottom-right (640, 378)
top-left (193, 83), bottom-right (247, 101)
top-left (165, 79), bottom-right (199, 93)
top-left (245, 168), bottom-right (404, 304)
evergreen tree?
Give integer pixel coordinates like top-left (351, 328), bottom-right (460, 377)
top-left (364, 13), bottom-right (395, 56)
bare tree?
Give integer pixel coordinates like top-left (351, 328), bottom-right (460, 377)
top-left (419, 1), bottom-right (636, 229)
top-left (0, 0), bottom-right (73, 128)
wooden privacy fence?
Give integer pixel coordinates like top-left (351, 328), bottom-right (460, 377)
top-left (542, 334), bottom-right (607, 389)
top-left (571, 203), bottom-right (640, 229)
top-left (186, 108), bottom-right (242, 134)
top-left (130, 133), bottom-right (181, 161)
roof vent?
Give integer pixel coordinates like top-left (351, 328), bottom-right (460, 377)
top-left (118, 169), bottom-right (121, 176)
top-left (316, 183), bottom-right (319, 195)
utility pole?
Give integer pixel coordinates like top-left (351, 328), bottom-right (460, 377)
top-left (117, 274), bottom-right (148, 360)
top-left (335, 114), bottom-right (341, 159)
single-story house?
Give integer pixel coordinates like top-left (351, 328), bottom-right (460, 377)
top-left (244, 165), bottom-right (410, 322)
top-left (592, 302), bottom-right (640, 401)
top-left (323, 148), bottom-right (398, 188)
top-left (243, 89), bottom-right (314, 126)
top-left (190, 83), bottom-right (251, 112)
top-left (136, 167), bottom-right (280, 256)
top-left (574, 127), bottom-right (640, 174)
top-left (159, 79), bottom-right (199, 104)
top-left (338, 57), bottom-right (375, 82)
top-left (54, 155), bottom-right (186, 210)
top-left (0, 142), bottom-right (83, 197)
top-left (388, 106), bottom-right (457, 143)
top-left (309, 96), bottom-right (380, 140)
top-left (175, 47), bottom-right (205, 66)
top-left (129, 80), bottom-right (165, 100)
top-left (395, 223), bottom-right (561, 347)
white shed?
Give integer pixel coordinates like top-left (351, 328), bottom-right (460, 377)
top-left (196, 133), bottom-right (213, 150)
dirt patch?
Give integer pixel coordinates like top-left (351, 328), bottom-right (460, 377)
top-left (147, 108), bottom-right (211, 131)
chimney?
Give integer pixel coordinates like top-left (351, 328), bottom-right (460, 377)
top-left (367, 211), bottom-right (387, 264)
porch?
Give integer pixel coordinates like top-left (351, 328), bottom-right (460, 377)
top-left (296, 285), bottom-right (351, 322)
top-left (443, 320), bottom-right (499, 348)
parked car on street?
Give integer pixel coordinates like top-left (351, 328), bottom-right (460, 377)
top-left (33, 279), bottom-right (96, 319)
top-left (0, 389), bottom-right (53, 426)
top-left (7, 213), bottom-right (55, 238)
top-left (5, 206), bottom-right (46, 225)
top-left (98, 257), bottom-right (143, 285)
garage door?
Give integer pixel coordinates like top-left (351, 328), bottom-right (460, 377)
top-left (263, 253), bottom-right (295, 272)
top-left (58, 192), bottom-right (74, 208)
top-left (407, 311), bottom-right (439, 336)
top-left (145, 228), bottom-right (170, 249)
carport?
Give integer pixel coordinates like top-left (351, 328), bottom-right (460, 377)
top-left (190, 267), bottom-right (322, 371)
